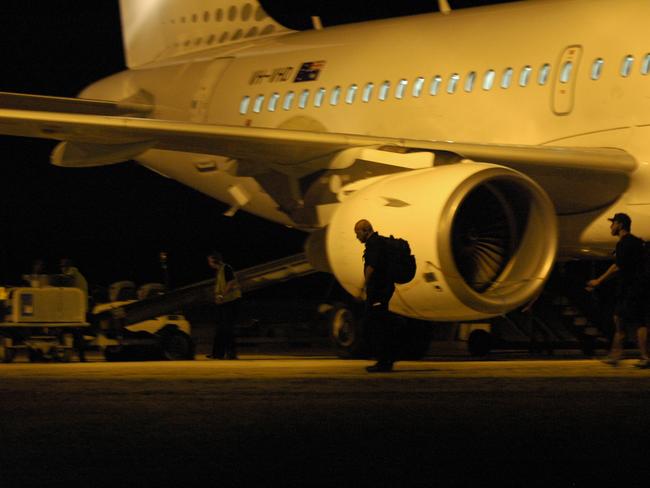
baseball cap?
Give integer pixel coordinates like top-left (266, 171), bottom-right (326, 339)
top-left (608, 213), bottom-right (631, 227)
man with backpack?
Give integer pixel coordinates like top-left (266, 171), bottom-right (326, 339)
top-left (354, 219), bottom-right (398, 372)
top-left (586, 213), bottom-right (650, 368)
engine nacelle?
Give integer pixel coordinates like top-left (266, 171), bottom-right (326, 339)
top-left (321, 162), bottom-right (557, 321)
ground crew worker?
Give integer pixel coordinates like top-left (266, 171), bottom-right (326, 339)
top-left (206, 251), bottom-right (241, 360)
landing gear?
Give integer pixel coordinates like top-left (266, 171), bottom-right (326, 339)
top-left (327, 303), bottom-right (370, 358)
top-left (325, 303), bottom-right (432, 359)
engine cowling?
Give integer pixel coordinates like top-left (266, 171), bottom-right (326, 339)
top-left (320, 162), bottom-right (557, 321)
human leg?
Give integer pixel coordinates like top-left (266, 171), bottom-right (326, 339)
top-left (603, 314), bottom-right (625, 365)
top-left (365, 301), bottom-right (394, 372)
top-left (209, 304), bottom-right (226, 359)
top-left (222, 301), bottom-right (238, 359)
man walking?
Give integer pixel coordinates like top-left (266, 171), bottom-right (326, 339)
top-left (586, 213), bottom-right (649, 368)
top-left (354, 219), bottom-right (396, 372)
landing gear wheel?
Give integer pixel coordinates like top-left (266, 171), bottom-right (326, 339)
top-left (328, 303), bottom-right (370, 358)
top-left (468, 329), bottom-right (493, 357)
top-left (161, 331), bottom-right (194, 360)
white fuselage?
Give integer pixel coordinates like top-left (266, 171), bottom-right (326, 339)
top-left (81, 0), bottom-right (650, 257)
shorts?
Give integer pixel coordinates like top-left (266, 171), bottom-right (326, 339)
top-left (614, 288), bottom-right (648, 324)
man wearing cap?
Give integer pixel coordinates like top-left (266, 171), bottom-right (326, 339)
top-left (586, 213), bottom-right (649, 368)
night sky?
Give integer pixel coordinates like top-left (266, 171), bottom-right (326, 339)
top-left (0, 0), bottom-right (515, 289)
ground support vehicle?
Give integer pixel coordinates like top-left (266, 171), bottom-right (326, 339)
top-left (0, 286), bottom-right (89, 363)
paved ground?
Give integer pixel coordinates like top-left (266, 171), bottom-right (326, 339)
top-left (2, 353), bottom-right (650, 487)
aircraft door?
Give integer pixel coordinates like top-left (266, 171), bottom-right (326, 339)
top-left (190, 58), bottom-right (234, 122)
top-left (552, 45), bottom-right (582, 115)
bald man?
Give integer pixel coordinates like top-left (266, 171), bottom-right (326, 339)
top-left (354, 219), bottom-right (396, 372)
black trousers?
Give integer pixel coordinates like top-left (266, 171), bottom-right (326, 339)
top-left (211, 300), bottom-right (240, 358)
top-left (365, 298), bottom-right (396, 365)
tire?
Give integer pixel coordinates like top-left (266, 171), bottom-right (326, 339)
top-left (328, 303), bottom-right (370, 358)
top-left (28, 348), bottom-right (45, 362)
top-left (51, 347), bottom-right (73, 363)
top-left (0, 338), bottom-right (15, 363)
top-left (468, 329), bottom-right (493, 357)
top-left (160, 331), bottom-right (194, 360)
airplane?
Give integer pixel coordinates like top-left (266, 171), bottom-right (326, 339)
top-left (0, 0), bottom-right (648, 353)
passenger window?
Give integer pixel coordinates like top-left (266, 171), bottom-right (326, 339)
top-left (395, 79), bottom-right (408, 99)
top-left (429, 75), bottom-right (442, 95)
top-left (330, 86), bottom-right (341, 105)
top-left (239, 96), bottom-right (250, 115)
top-left (298, 90), bottom-right (310, 109)
top-left (283, 91), bottom-right (295, 110)
top-left (447, 73), bottom-right (460, 94)
top-left (642, 54), bottom-right (650, 75)
top-left (519, 66), bottom-right (532, 87)
top-left (379, 81), bottom-right (391, 101)
top-left (268, 92), bottom-right (280, 112)
top-left (362, 82), bottom-right (374, 102)
top-left (538, 64), bottom-right (551, 85)
top-left (464, 71), bottom-right (476, 92)
top-left (501, 68), bottom-right (513, 88)
top-left (560, 61), bottom-right (573, 83)
top-left (412, 77), bottom-right (425, 97)
top-left (346, 84), bottom-right (358, 104)
top-left (621, 55), bottom-right (634, 77)
top-left (314, 88), bottom-right (326, 107)
top-left (482, 70), bottom-right (495, 90)
top-left (591, 58), bottom-right (604, 80)
top-left (253, 95), bottom-right (264, 113)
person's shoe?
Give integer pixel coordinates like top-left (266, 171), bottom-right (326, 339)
top-left (366, 362), bottom-right (393, 373)
top-left (634, 359), bottom-right (650, 369)
top-left (601, 357), bottom-right (620, 367)
top-left (206, 354), bottom-right (219, 359)
top-left (225, 354), bottom-right (238, 360)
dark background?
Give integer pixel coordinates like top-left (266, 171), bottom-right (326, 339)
top-left (0, 0), bottom-right (515, 290)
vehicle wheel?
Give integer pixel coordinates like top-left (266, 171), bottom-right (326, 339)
top-left (52, 333), bottom-right (74, 362)
top-left (468, 329), bottom-right (493, 357)
top-left (160, 331), bottom-right (194, 360)
top-left (0, 339), bottom-right (15, 363)
top-left (328, 303), bottom-right (370, 358)
top-left (28, 348), bottom-right (45, 362)
top-left (51, 347), bottom-right (73, 363)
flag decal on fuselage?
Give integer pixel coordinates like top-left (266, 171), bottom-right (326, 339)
top-left (294, 61), bottom-right (326, 82)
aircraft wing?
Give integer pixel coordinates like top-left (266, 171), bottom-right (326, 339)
top-left (0, 96), bottom-right (636, 213)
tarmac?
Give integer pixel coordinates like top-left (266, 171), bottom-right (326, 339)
top-left (2, 345), bottom-right (650, 487)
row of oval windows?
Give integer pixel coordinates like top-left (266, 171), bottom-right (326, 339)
top-left (168, 4), bottom-right (267, 24)
top-left (239, 54), bottom-right (650, 114)
top-left (173, 24), bottom-right (276, 48)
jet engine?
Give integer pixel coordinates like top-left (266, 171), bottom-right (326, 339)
top-left (314, 162), bottom-right (557, 321)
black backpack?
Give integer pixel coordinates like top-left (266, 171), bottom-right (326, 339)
top-left (642, 240), bottom-right (650, 281)
top-left (382, 235), bottom-right (417, 284)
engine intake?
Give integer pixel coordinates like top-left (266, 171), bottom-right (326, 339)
top-left (317, 162), bottom-right (557, 321)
